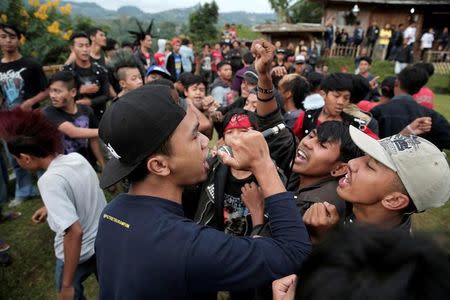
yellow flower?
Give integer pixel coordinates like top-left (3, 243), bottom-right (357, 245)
top-left (34, 4), bottom-right (49, 20)
top-left (28, 0), bottom-right (40, 7)
top-left (20, 9), bottom-right (29, 18)
top-left (48, 0), bottom-right (60, 8)
top-left (19, 34), bottom-right (26, 46)
top-left (31, 50), bottom-right (38, 57)
top-left (59, 4), bottom-right (72, 16)
top-left (63, 30), bottom-right (73, 40)
top-left (47, 21), bottom-right (60, 34)
top-left (0, 14), bottom-right (7, 23)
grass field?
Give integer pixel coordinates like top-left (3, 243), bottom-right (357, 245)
top-left (0, 95), bottom-right (448, 300)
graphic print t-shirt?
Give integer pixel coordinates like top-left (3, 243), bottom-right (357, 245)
top-left (223, 173), bottom-right (255, 236)
top-left (0, 57), bottom-right (47, 109)
top-left (174, 53), bottom-right (182, 80)
top-left (44, 104), bottom-right (98, 157)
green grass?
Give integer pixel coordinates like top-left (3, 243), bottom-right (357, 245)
top-left (0, 94), bottom-right (449, 300)
top-left (325, 57), bottom-right (450, 93)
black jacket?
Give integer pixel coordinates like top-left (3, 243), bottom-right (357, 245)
top-left (190, 109), bottom-right (296, 233)
top-left (371, 95), bottom-right (450, 150)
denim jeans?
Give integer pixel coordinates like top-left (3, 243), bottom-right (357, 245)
top-left (55, 255), bottom-right (97, 300)
top-left (2, 141), bottom-right (39, 199)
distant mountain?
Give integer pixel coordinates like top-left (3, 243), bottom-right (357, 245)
top-left (61, 1), bottom-right (276, 26)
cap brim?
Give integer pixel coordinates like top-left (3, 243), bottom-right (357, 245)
top-left (99, 157), bottom-right (141, 189)
top-left (349, 126), bottom-right (397, 171)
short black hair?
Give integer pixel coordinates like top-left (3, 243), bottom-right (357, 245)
top-left (316, 121), bottom-right (364, 162)
top-left (48, 71), bottom-right (80, 91)
top-left (70, 32), bottom-right (91, 45)
top-left (359, 55), bottom-right (372, 65)
top-left (87, 27), bottom-right (104, 38)
top-left (217, 60), bottom-right (231, 70)
top-left (182, 74), bottom-right (206, 90)
top-left (178, 72), bottom-right (195, 87)
top-left (279, 75), bottom-right (311, 109)
top-left (295, 226), bottom-right (450, 300)
top-left (306, 71), bottom-right (324, 91)
top-left (414, 62), bottom-right (434, 77)
top-left (397, 66), bottom-right (429, 95)
top-left (0, 23), bottom-right (21, 37)
top-left (181, 38), bottom-right (189, 46)
top-left (121, 41), bottom-right (134, 48)
top-left (321, 73), bottom-right (353, 94)
top-left (243, 52), bottom-right (255, 65)
top-left (202, 43), bottom-right (210, 48)
top-left (350, 75), bottom-right (370, 103)
top-left (104, 38), bottom-right (118, 51)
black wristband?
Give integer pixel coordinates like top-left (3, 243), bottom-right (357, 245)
top-left (257, 86), bottom-right (274, 94)
top-left (257, 94), bottom-right (274, 102)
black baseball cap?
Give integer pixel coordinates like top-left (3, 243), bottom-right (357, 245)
top-left (99, 85), bottom-right (186, 188)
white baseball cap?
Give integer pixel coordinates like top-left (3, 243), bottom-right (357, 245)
top-left (295, 55), bottom-right (306, 64)
top-left (349, 126), bottom-right (450, 212)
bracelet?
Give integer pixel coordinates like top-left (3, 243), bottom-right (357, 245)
top-left (407, 124), bottom-right (416, 135)
top-left (257, 94), bottom-right (274, 102)
top-left (257, 86), bottom-right (274, 94)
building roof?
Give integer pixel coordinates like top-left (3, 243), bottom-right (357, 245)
top-left (317, 0), bottom-right (450, 5)
top-left (253, 23), bottom-right (325, 33)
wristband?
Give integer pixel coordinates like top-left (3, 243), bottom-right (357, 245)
top-left (407, 124), bottom-right (416, 135)
top-left (257, 94), bottom-right (274, 102)
top-left (257, 86), bottom-right (274, 94)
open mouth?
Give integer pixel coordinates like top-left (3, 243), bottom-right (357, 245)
top-left (294, 147), bottom-right (308, 164)
top-left (338, 172), bottom-right (351, 188)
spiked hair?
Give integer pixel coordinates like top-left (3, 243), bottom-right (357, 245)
top-left (128, 18), bottom-right (155, 45)
top-left (109, 49), bottom-right (139, 81)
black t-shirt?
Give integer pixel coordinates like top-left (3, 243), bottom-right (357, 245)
top-left (0, 57), bottom-right (47, 109)
top-left (223, 173), bottom-right (255, 236)
top-left (43, 104), bottom-right (98, 157)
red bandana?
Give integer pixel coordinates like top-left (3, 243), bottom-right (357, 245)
top-left (224, 114), bottom-right (253, 131)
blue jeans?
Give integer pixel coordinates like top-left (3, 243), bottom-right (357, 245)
top-left (0, 153), bottom-right (8, 207)
top-left (55, 255), bottom-right (97, 300)
top-left (2, 141), bottom-right (39, 199)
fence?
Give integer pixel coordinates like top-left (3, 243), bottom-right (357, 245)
top-left (425, 51), bottom-right (450, 75)
top-left (328, 45), bottom-right (360, 58)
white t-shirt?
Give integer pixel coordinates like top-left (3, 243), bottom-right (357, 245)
top-left (421, 32), bottom-right (434, 49)
top-left (179, 45), bottom-right (194, 73)
top-left (37, 153), bottom-right (106, 263)
top-left (404, 26), bottom-right (417, 45)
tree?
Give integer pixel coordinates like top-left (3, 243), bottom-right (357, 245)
top-left (268, 0), bottom-right (292, 23)
top-left (290, 0), bottom-right (323, 24)
top-left (188, 1), bottom-right (219, 44)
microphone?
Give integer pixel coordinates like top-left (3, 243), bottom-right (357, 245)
top-left (261, 123), bottom-right (286, 138)
top-left (217, 123), bottom-right (286, 163)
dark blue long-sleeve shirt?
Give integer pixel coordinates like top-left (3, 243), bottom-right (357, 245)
top-left (95, 192), bottom-right (311, 299)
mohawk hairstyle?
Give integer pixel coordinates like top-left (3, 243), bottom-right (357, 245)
top-left (0, 108), bottom-right (63, 158)
top-left (128, 18), bottom-right (156, 45)
top-left (109, 49), bottom-right (139, 81)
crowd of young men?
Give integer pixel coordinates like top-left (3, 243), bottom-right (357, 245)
top-left (0, 21), bottom-right (449, 300)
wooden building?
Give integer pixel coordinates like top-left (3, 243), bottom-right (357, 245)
top-left (316, 0), bottom-right (450, 38)
top-left (252, 23), bottom-right (325, 48)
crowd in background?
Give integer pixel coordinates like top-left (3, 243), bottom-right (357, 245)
top-left (0, 19), bottom-right (449, 300)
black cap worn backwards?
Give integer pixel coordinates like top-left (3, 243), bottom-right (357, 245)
top-left (99, 84), bottom-right (186, 188)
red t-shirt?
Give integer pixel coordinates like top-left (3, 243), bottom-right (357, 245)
top-left (412, 86), bottom-right (434, 109)
top-left (357, 100), bottom-right (380, 112)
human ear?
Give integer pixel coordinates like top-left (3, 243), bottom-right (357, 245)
top-left (381, 192), bottom-right (410, 211)
top-left (330, 162), bottom-right (348, 177)
top-left (147, 155), bottom-right (170, 177)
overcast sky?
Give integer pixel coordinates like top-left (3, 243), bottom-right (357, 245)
top-left (69, 0), bottom-right (274, 13)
